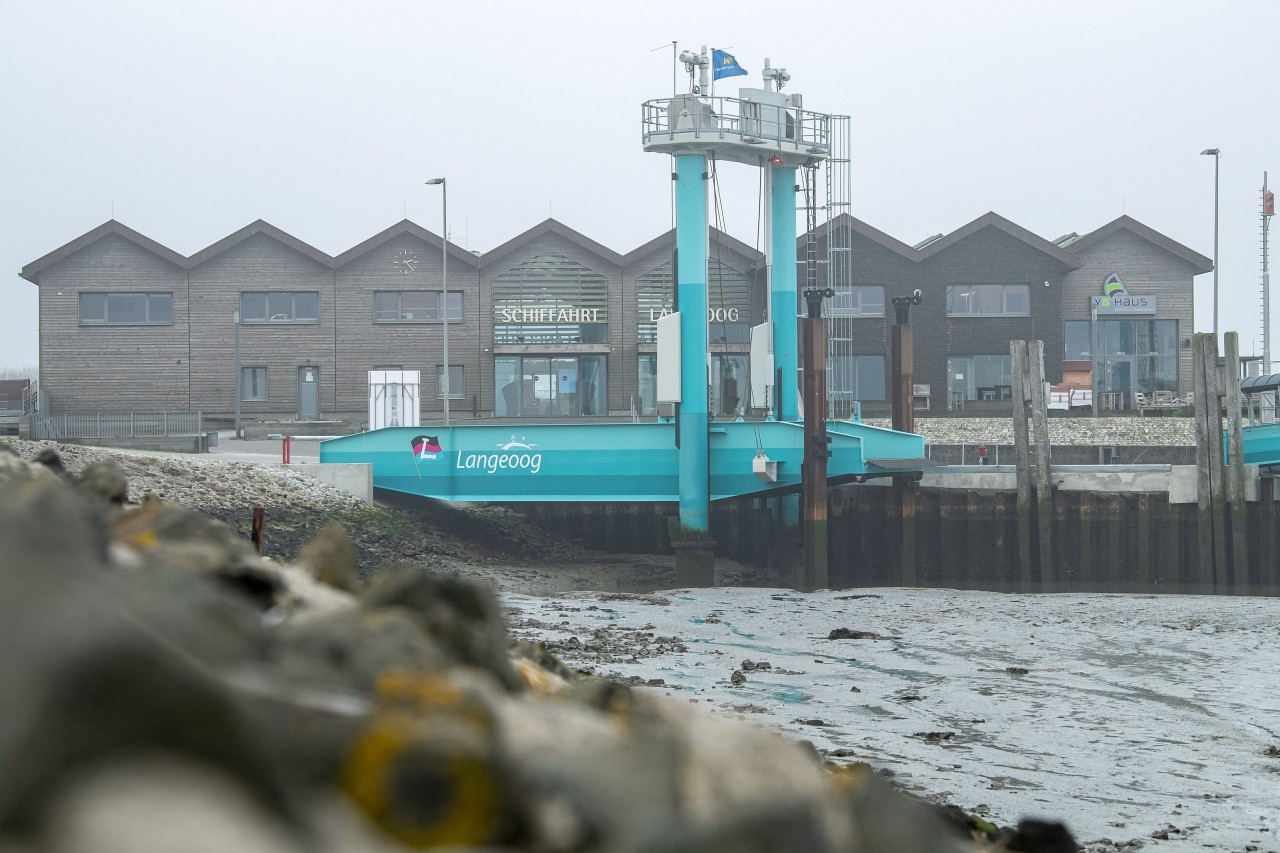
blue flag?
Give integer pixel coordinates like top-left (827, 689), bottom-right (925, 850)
top-left (712, 49), bottom-right (748, 80)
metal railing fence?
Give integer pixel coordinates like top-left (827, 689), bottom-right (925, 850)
top-left (34, 412), bottom-right (203, 440)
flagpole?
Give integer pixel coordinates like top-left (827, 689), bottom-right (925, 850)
top-left (709, 46), bottom-right (716, 100)
top-left (672, 41), bottom-right (677, 98)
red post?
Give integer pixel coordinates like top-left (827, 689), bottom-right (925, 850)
top-left (282, 434), bottom-right (291, 464)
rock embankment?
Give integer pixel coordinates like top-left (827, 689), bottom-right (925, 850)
top-left (5, 438), bottom-right (598, 587)
top-left (0, 441), bottom-right (1076, 852)
top-left (873, 416), bottom-right (1197, 448)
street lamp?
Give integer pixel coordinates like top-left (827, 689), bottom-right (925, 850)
top-left (1201, 148), bottom-right (1220, 345)
top-left (426, 177), bottom-right (449, 426)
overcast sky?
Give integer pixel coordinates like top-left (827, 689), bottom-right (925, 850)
top-left (3, 0), bottom-right (1277, 371)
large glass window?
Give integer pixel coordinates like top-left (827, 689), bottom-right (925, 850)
top-left (637, 354), bottom-right (657, 416)
top-left (946, 285), bottom-right (1030, 316)
top-left (636, 259), bottom-right (752, 345)
top-left (712, 355), bottom-right (749, 417)
top-left (1086, 319), bottom-right (1179, 400)
top-left (495, 355), bottom-right (607, 417)
top-left (435, 365), bottom-right (465, 400)
top-left (948, 355), bottom-right (1012, 401)
top-left (241, 291), bottom-right (319, 323)
top-left (241, 367), bottom-right (268, 401)
top-left (79, 292), bottom-right (173, 325)
top-left (374, 291), bottom-right (462, 322)
top-left (830, 285), bottom-right (885, 317)
top-left (493, 254), bottom-right (608, 345)
top-left (829, 355), bottom-right (886, 401)
top-left (1064, 320), bottom-right (1092, 359)
top-left (1065, 318), bottom-right (1176, 361)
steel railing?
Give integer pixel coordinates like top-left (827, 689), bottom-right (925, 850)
top-left (641, 95), bottom-right (834, 155)
top-left (34, 412), bottom-right (203, 440)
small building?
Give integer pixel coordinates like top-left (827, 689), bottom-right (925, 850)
top-left (0, 378), bottom-right (32, 435)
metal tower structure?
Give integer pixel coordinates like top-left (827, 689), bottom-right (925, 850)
top-left (640, 46), bottom-right (835, 554)
top-left (823, 115), bottom-right (854, 419)
top-left (1263, 172), bottom-right (1274, 372)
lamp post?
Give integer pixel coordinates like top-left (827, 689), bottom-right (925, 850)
top-left (1201, 148), bottom-right (1221, 345)
top-left (426, 177), bottom-right (449, 426)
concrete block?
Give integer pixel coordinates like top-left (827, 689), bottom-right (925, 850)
top-left (283, 463), bottom-right (372, 503)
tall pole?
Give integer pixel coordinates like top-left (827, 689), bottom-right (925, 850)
top-left (675, 153), bottom-right (710, 534)
top-left (427, 178), bottom-right (450, 425)
top-left (801, 287), bottom-right (831, 592)
top-left (1202, 148), bottom-right (1221, 346)
top-left (1214, 152), bottom-right (1220, 346)
top-left (233, 309), bottom-right (241, 439)
top-left (1264, 171), bottom-right (1272, 373)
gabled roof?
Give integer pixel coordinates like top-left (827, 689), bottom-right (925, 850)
top-left (622, 227), bottom-right (763, 268)
top-left (187, 220), bottom-right (333, 269)
top-left (798, 213), bottom-right (920, 263)
top-left (333, 219), bottom-right (480, 269)
top-left (916, 211), bottom-right (1083, 269)
top-left (1065, 215), bottom-right (1213, 275)
top-left (20, 220), bottom-right (187, 283)
top-left (481, 219), bottom-right (624, 268)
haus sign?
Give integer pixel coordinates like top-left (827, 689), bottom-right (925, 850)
top-left (1090, 273), bottom-right (1156, 314)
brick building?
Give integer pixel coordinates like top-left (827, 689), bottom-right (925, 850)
top-left (17, 211), bottom-right (1209, 424)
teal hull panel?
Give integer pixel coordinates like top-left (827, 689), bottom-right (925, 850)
top-left (1238, 423), bottom-right (1280, 466)
top-left (319, 420), bottom-right (926, 503)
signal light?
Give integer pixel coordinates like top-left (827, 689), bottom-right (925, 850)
top-left (1266, 190), bottom-right (1275, 217)
top-left (770, 154), bottom-right (782, 165)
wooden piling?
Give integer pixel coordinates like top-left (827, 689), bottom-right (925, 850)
top-left (1027, 340), bottom-right (1054, 580)
top-left (1224, 333), bottom-right (1249, 592)
top-left (800, 295), bottom-right (830, 592)
top-left (1192, 333), bottom-right (1226, 591)
top-left (1011, 341), bottom-right (1033, 576)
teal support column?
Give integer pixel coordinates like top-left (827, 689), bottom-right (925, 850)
top-left (770, 165), bottom-right (801, 533)
top-left (770, 165), bottom-right (799, 422)
top-left (676, 153), bottom-right (710, 533)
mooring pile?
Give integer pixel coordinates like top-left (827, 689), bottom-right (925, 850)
top-left (0, 443), bottom-right (1071, 852)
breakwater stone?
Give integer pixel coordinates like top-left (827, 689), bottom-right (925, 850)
top-left (0, 441), bottom-right (1069, 851)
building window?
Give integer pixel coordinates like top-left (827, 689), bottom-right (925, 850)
top-left (1086, 319), bottom-right (1180, 398)
top-left (948, 355), bottom-right (1012, 401)
top-left (636, 259), bottom-right (752, 344)
top-left (435, 365), bottom-right (465, 400)
top-left (79, 292), bottom-right (173, 325)
top-left (830, 285), bottom-right (885, 317)
top-left (241, 367), bottom-right (268, 401)
top-left (374, 291), bottom-right (462, 322)
top-left (1065, 320), bottom-right (1177, 360)
top-left (1064, 320), bottom-right (1092, 358)
top-left (945, 285), bottom-right (1030, 317)
top-left (240, 291), bottom-right (319, 323)
top-left (637, 354), bottom-right (657, 416)
top-left (494, 253), bottom-right (608, 345)
top-left (829, 355), bottom-right (886, 402)
top-left (495, 355), bottom-right (607, 417)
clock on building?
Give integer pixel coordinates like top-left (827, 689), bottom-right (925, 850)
top-left (393, 250), bottom-right (419, 274)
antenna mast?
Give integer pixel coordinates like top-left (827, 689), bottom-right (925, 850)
top-left (1264, 171), bottom-right (1274, 372)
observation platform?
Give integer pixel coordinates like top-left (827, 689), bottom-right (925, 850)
top-left (641, 93), bottom-right (838, 168)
